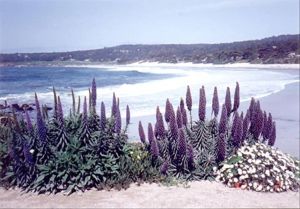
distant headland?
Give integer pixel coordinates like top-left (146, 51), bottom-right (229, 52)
top-left (0, 34), bottom-right (299, 66)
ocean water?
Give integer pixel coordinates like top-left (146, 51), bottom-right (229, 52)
top-left (0, 64), bottom-right (299, 119)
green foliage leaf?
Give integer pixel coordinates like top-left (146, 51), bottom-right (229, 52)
top-left (227, 156), bottom-right (242, 165)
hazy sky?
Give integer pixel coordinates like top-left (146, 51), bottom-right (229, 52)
top-left (0, 0), bottom-right (299, 53)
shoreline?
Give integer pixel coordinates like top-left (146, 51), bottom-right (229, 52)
top-left (1, 61), bottom-right (299, 70)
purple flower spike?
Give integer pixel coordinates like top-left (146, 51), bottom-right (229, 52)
top-left (212, 86), bottom-right (219, 117)
top-left (198, 86), bottom-right (206, 121)
top-left (181, 108), bottom-right (188, 126)
top-left (91, 78), bottom-right (97, 109)
top-left (187, 144), bottom-right (194, 169)
top-left (150, 136), bottom-right (159, 158)
top-left (156, 106), bottom-right (160, 121)
top-left (114, 107), bottom-right (122, 134)
top-left (233, 115), bottom-right (243, 148)
top-left (169, 103), bottom-right (178, 141)
top-left (111, 92), bottom-right (117, 117)
top-left (176, 107), bottom-right (183, 129)
top-left (268, 121), bottom-right (276, 146)
top-left (126, 105), bottom-right (130, 126)
top-left (242, 110), bottom-right (250, 141)
top-left (231, 112), bottom-right (239, 135)
top-left (186, 85), bottom-right (192, 111)
top-left (57, 96), bottom-right (64, 127)
top-left (148, 123), bottom-right (154, 145)
top-left (249, 97), bottom-right (256, 122)
top-left (154, 123), bottom-right (158, 138)
top-left (25, 110), bottom-right (33, 132)
top-left (217, 133), bottom-right (226, 163)
top-left (232, 82), bottom-right (240, 112)
top-left (160, 161), bottom-right (169, 175)
top-left (138, 121), bottom-right (146, 144)
top-left (253, 101), bottom-right (264, 139)
top-left (176, 128), bottom-right (187, 161)
top-left (225, 87), bottom-right (232, 116)
top-left (83, 96), bottom-right (88, 124)
top-left (262, 111), bottom-right (268, 140)
top-left (165, 99), bottom-right (172, 123)
top-left (88, 88), bottom-right (92, 110)
top-left (23, 142), bottom-right (34, 165)
top-left (53, 87), bottom-right (58, 119)
top-left (35, 93), bottom-right (47, 143)
top-left (100, 102), bottom-right (106, 130)
top-left (219, 104), bottom-right (228, 135)
top-left (180, 98), bottom-right (185, 113)
top-left (156, 110), bottom-right (165, 139)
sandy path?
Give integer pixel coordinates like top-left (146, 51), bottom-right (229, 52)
top-left (0, 181), bottom-right (299, 208)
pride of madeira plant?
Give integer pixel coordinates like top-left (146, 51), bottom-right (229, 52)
top-left (0, 79), bottom-right (159, 195)
top-left (138, 82), bottom-right (279, 181)
top-left (1, 80), bottom-right (297, 194)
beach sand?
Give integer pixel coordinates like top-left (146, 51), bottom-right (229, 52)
top-left (0, 181), bottom-right (299, 208)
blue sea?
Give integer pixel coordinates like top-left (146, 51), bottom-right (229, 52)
top-left (1, 63), bottom-right (299, 156)
top-left (0, 66), bottom-right (173, 99)
top-left (0, 64), bottom-right (298, 118)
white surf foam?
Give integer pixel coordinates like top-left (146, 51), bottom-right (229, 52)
top-left (1, 64), bottom-right (298, 119)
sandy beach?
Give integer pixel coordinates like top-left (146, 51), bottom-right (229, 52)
top-left (0, 181), bottom-right (299, 208)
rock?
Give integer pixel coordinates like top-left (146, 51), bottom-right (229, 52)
top-left (21, 104), bottom-right (35, 111)
top-left (46, 106), bottom-right (53, 111)
top-left (11, 103), bottom-right (23, 111)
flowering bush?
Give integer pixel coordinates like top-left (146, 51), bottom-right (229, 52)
top-left (215, 143), bottom-right (300, 192)
top-left (1, 80), bottom-right (295, 194)
top-left (0, 79), bottom-right (159, 195)
top-left (139, 82), bottom-right (280, 181)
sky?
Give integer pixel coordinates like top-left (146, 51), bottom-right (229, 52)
top-left (0, 0), bottom-right (299, 53)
